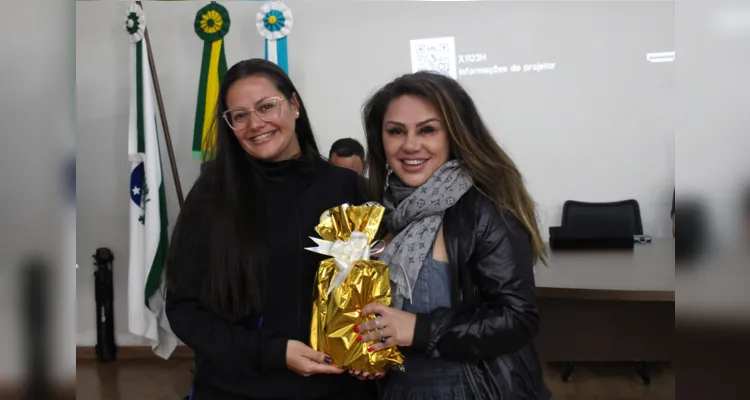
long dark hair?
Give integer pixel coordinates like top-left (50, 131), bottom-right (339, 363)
top-left (362, 71), bottom-right (547, 263)
top-left (167, 59), bottom-right (322, 321)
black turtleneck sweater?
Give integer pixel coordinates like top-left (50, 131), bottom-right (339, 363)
top-left (166, 157), bottom-right (375, 400)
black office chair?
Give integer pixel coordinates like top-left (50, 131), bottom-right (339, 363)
top-left (561, 199), bottom-right (643, 236)
top-left (557, 199), bottom-right (651, 385)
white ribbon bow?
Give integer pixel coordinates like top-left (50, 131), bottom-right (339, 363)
top-left (306, 231), bottom-right (384, 296)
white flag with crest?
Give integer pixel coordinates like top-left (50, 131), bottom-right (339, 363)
top-left (126, 1), bottom-right (177, 359)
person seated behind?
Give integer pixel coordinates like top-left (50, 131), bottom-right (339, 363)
top-left (329, 138), bottom-right (365, 175)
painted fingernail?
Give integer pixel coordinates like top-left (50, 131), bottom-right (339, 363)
top-left (323, 355), bottom-right (332, 365)
top-left (368, 346), bottom-right (375, 352)
top-left (356, 336), bottom-right (363, 342)
top-left (353, 326), bottom-right (359, 333)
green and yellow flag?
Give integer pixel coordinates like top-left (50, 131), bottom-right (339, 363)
top-left (193, 2), bottom-right (230, 159)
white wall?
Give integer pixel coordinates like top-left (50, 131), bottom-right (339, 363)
top-left (288, 0), bottom-right (675, 236)
top-left (76, 0), bottom-right (674, 346)
top-left (676, 0), bottom-right (750, 251)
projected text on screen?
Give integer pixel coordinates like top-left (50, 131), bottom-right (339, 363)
top-left (458, 62), bottom-right (556, 76)
top-left (410, 37), bottom-right (557, 79)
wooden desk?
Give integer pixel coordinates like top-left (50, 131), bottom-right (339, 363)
top-left (533, 239), bottom-right (675, 362)
top-left (535, 238), bottom-right (675, 301)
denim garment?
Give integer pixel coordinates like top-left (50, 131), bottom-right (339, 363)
top-left (402, 251), bottom-right (452, 314)
top-left (380, 249), bottom-right (474, 400)
top-left (379, 353), bottom-right (475, 400)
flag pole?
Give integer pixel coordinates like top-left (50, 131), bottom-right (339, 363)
top-left (136, 1), bottom-right (185, 208)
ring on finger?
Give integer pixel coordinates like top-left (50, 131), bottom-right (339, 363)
top-left (374, 317), bottom-right (381, 329)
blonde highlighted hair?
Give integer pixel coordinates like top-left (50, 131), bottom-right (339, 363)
top-left (362, 71), bottom-right (547, 264)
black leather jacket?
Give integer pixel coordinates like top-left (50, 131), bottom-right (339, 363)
top-left (410, 188), bottom-right (551, 400)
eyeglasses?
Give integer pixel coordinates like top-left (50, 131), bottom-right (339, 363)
top-left (223, 96), bottom-right (287, 130)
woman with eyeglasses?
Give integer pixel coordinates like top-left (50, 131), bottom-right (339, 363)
top-left (165, 59), bottom-right (375, 400)
top-left (351, 71), bottom-right (551, 399)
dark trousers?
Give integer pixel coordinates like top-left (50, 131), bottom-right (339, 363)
top-left (191, 382), bottom-right (378, 400)
top-left (377, 353), bottom-right (475, 400)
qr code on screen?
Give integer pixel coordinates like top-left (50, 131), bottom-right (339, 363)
top-left (410, 37), bottom-right (457, 79)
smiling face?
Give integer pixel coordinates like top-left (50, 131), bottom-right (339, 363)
top-left (224, 75), bottom-right (301, 162)
top-left (382, 95), bottom-right (451, 188)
